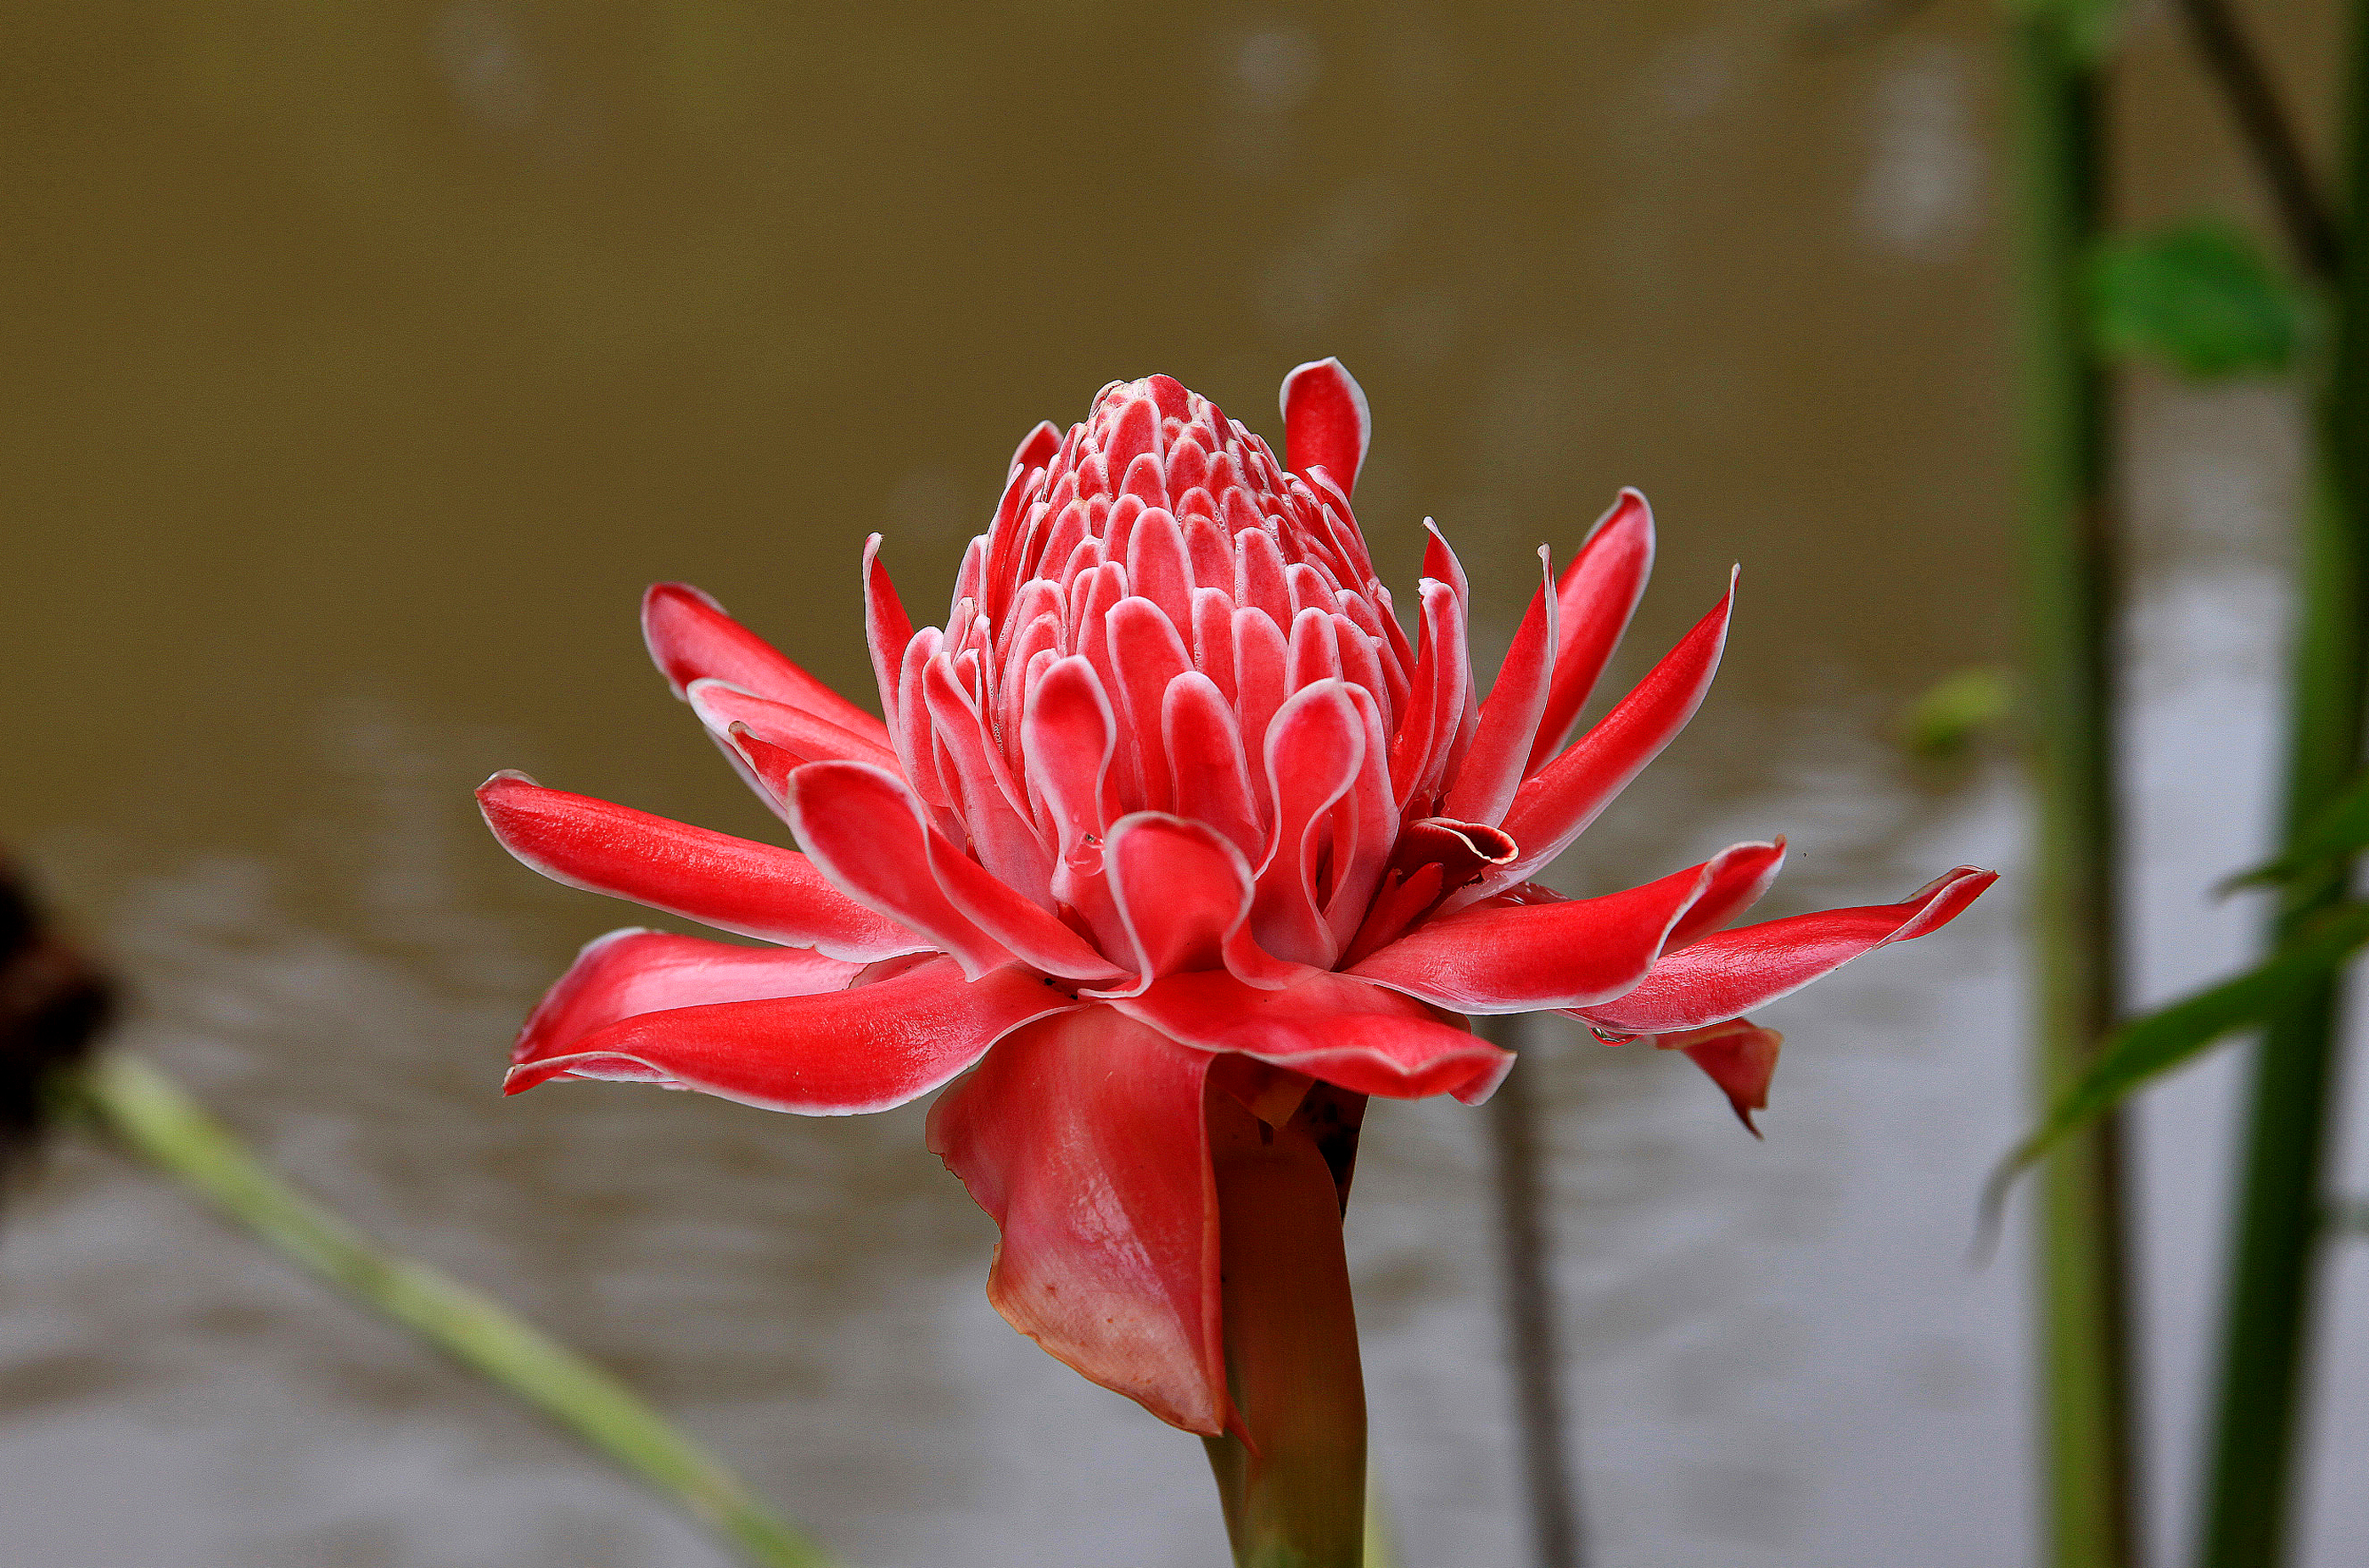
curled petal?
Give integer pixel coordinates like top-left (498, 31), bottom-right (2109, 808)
top-left (1113, 970), bottom-right (1510, 1103)
top-left (1574, 866), bottom-right (2000, 1036)
top-left (1472, 571), bottom-right (1736, 904)
top-left (926, 1008), bottom-right (1229, 1435)
top-left (1281, 356), bottom-right (1372, 495)
top-left (1350, 841), bottom-right (1784, 1013)
top-left (641, 582), bottom-right (888, 743)
top-left (512, 929), bottom-right (863, 1072)
top-left (477, 771), bottom-right (923, 962)
top-left (509, 956), bottom-right (1072, 1113)
top-left (1097, 813), bottom-right (1255, 994)
top-left (1252, 681), bottom-right (1364, 968)
top-left (1665, 835), bottom-right (1787, 950)
top-left (862, 535), bottom-right (918, 732)
top-left (1530, 490), bottom-right (1656, 772)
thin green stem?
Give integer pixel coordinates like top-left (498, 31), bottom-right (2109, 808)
top-left (2198, 6), bottom-right (2369, 1561)
top-left (2008, 12), bottom-right (2144, 1568)
top-left (1201, 1087), bottom-right (1367, 1568)
top-left (67, 1051), bottom-right (841, 1568)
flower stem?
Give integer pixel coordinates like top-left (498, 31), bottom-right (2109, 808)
top-left (2008, 10), bottom-right (2144, 1567)
top-left (2198, 5), bottom-right (2369, 1560)
top-left (1201, 1089), bottom-right (1366, 1568)
top-left (65, 1051), bottom-right (841, 1568)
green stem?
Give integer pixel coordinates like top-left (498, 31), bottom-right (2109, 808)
top-left (1201, 1087), bottom-right (1366, 1568)
top-left (2008, 13), bottom-right (2144, 1568)
top-left (2199, 6), bottom-right (2369, 1561)
top-left (67, 1051), bottom-right (841, 1568)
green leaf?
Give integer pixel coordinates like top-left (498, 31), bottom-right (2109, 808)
top-left (2220, 764), bottom-right (2369, 893)
top-left (1980, 901), bottom-right (2369, 1248)
top-left (2088, 221), bottom-right (2311, 379)
top-left (1897, 666), bottom-right (2013, 760)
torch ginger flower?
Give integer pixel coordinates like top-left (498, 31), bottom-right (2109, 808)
top-left (479, 361), bottom-right (1994, 1448)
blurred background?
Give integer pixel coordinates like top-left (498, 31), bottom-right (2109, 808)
top-left (3, 2), bottom-right (2364, 1565)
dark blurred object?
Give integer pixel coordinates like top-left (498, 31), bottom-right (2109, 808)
top-left (0, 857), bottom-right (112, 1184)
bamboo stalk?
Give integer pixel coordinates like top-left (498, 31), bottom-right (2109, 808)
top-left (70, 1051), bottom-right (841, 1568)
top-left (2007, 11), bottom-right (2144, 1567)
top-left (2198, 6), bottom-right (2369, 1560)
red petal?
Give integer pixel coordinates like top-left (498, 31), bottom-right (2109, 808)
top-left (1575, 865), bottom-right (1999, 1035)
top-left (1475, 571), bottom-right (1735, 904)
top-left (687, 680), bottom-right (902, 770)
top-left (1280, 357), bottom-right (1372, 495)
top-left (1443, 546), bottom-right (1557, 827)
top-left (509, 956), bottom-right (1072, 1112)
top-left (1021, 654), bottom-right (1120, 859)
top-left (1664, 834), bottom-right (1787, 950)
top-left (477, 771), bottom-right (923, 962)
top-left (790, 760), bottom-right (1119, 983)
top-left (1162, 672), bottom-right (1263, 864)
top-left (862, 535), bottom-right (917, 734)
top-left (925, 1008), bottom-right (1229, 1435)
top-left (512, 928), bottom-right (861, 1071)
top-left (1653, 1017), bottom-right (1783, 1135)
top-left (1251, 681), bottom-right (1364, 968)
top-left (1349, 841), bottom-right (1781, 1011)
top-left (1527, 490), bottom-right (1655, 772)
top-left (1097, 813), bottom-right (1254, 991)
top-left (1112, 970), bottom-right (1510, 1102)
top-left (641, 582), bottom-right (888, 744)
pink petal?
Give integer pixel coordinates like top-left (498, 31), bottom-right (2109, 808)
top-left (508, 956), bottom-right (1072, 1112)
top-left (1574, 865), bottom-right (1999, 1036)
top-left (1280, 357), bottom-right (1372, 496)
top-left (512, 928), bottom-right (863, 1072)
top-left (1021, 654), bottom-right (1120, 860)
top-left (1112, 970), bottom-right (1511, 1103)
top-left (1097, 813), bottom-right (1255, 992)
top-left (1442, 547), bottom-right (1557, 828)
top-left (1348, 841), bottom-right (1782, 1012)
top-left (786, 762), bottom-right (1117, 985)
top-left (1472, 570), bottom-right (1737, 905)
top-left (477, 771), bottom-right (923, 962)
top-left (862, 535), bottom-right (917, 732)
top-left (1653, 1017), bottom-right (1783, 1135)
top-left (920, 654), bottom-right (1056, 903)
top-left (1162, 672), bottom-right (1263, 863)
top-left (1528, 490), bottom-right (1656, 772)
top-left (641, 582), bottom-right (888, 744)
top-left (925, 1007), bottom-right (1229, 1435)
top-left (687, 680), bottom-right (902, 771)
top-left (1251, 680), bottom-right (1364, 968)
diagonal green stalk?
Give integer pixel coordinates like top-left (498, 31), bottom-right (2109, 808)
top-left (2008, 10), bottom-right (2144, 1567)
top-left (2199, 6), bottom-right (2369, 1561)
top-left (64, 1051), bottom-right (842, 1568)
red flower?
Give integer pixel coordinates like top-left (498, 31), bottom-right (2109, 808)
top-left (481, 361), bottom-right (1993, 1436)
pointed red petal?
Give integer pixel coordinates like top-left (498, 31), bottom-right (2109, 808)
top-left (1475, 571), bottom-right (1736, 904)
top-left (1653, 1017), bottom-right (1783, 1135)
top-left (687, 680), bottom-right (902, 770)
top-left (1443, 547), bottom-right (1557, 827)
top-left (1097, 812), bottom-right (1255, 991)
top-left (1528, 490), bottom-right (1656, 772)
top-left (1112, 970), bottom-right (1510, 1102)
top-left (512, 928), bottom-right (861, 1071)
top-left (925, 1008), bottom-right (1230, 1435)
top-left (509, 956), bottom-right (1072, 1112)
top-left (1349, 841), bottom-right (1782, 1011)
top-left (476, 772), bottom-right (923, 961)
top-left (641, 582), bottom-right (888, 743)
top-left (1574, 866), bottom-right (1999, 1035)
